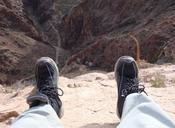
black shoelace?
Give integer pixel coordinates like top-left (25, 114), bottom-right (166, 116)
top-left (38, 76), bottom-right (64, 97)
top-left (40, 86), bottom-right (64, 98)
top-left (121, 77), bottom-right (146, 97)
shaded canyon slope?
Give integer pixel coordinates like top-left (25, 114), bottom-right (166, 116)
top-left (0, 0), bottom-right (55, 84)
top-left (0, 0), bottom-right (175, 84)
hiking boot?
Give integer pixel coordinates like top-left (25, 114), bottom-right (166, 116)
top-left (114, 56), bottom-right (145, 118)
top-left (27, 57), bottom-right (64, 118)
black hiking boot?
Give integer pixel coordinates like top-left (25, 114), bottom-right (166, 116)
top-left (114, 56), bottom-right (145, 118)
top-left (27, 57), bottom-right (64, 118)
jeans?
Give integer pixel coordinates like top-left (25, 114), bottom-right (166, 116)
top-left (11, 104), bottom-right (63, 128)
top-left (117, 93), bottom-right (175, 128)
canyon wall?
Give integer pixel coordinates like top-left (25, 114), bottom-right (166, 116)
top-left (0, 0), bottom-right (175, 84)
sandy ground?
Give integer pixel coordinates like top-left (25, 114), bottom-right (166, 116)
top-left (0, 64), bottom-right (175, 128)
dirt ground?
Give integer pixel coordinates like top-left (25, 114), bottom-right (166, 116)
top-left (0, 64), bottom-right (175, 128)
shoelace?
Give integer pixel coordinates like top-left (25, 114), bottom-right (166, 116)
top-left (40, 86), bottom-right (64, 98)
top-left (38, 77), bottom-right (64, 97)
top-left (121, 77), bottom-right (146, 97)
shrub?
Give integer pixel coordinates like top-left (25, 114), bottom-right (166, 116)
top-left (150, 73), bottom-right (166, 88)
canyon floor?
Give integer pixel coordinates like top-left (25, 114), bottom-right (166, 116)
top-left (0, 64), bottom-right (175, 128)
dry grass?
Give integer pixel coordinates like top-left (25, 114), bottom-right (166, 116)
top-left (170, 78), bottom-right (175, 86)
top-left (150, 73), bottom-right (166, 88)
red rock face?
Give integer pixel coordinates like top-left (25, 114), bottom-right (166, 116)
top-left (60, 0), bottom-right (175, 71)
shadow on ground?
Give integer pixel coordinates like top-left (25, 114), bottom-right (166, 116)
top-left (80, 123), bottom-right (119, 128)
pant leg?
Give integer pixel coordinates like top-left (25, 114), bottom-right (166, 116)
top-left (11, 104), bottom-right (63, 128)
top-left (117, 93), bottom-right (175, 128)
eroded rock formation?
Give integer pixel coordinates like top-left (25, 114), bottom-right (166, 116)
top-left (0, 0), bottom-right (175, 84)
top-left (60, 0), bottom-right (175, 71)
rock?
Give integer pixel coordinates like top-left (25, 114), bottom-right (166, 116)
top-left (0, 0), bottom-right (175, 84)
top-left (0, 1), bottom-right (55, 84)
top-left (0, 111), bottom-right (19, 122)
top-left (0, 84), bottom-right (5, 93)
top-left (107, 72), bottom-right (115, 80)
top-left (60, 0), bottom-right (175, 71)
top-left (67, 83), bottom-right (81, 88)
top-left (74, 72), bottom-right (108, 81)
top-left (0, 31), bottom-right (55, 84)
